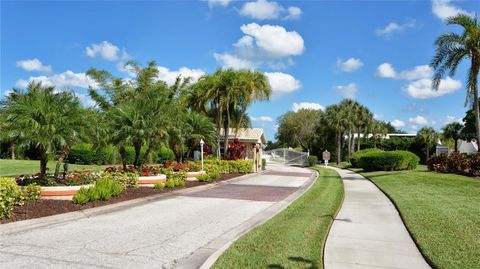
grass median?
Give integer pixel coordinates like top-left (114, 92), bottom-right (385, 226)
top-left (360, 166), bottom-right (480, 269)
top-left (212, 167), bottom-right (344, 269)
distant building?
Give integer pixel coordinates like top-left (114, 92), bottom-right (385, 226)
top-left (218, 128), bottom-right (266, 170)
top-left (346, 133), bottom-right (417, 139)
top-left (457, 139), bottom-right (478, 154)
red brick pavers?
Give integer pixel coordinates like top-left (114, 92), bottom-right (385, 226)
top-left (183, 184), bottom-right (298, 202)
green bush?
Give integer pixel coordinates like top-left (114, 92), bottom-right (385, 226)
top-left (72, 177), bottom-right (124, 204)
top-left (202, 160), bottom-right (253, 174)
top-left (307, 155), bottom-right (318, 167)
top-left (262, 158), bottom-right (266, 170)
top-left (358, 150), bottom-right (419, 171)
top-left (158, 146), bottom-right (175, 163)
top-left (124, 146), bottom-right (147, 165)
top-left (165, 180), bottom-right (176, 188)
top-left (209, 171), bottom-right (221, 181)
top-left (68, 144), bottom-right (119, 165)
top-left (154, 182), bottom-right (165, 189)
top-left (24, 183), bottom-right (41, 202)
top-left (107, 172), bottom-right (138, 189)
top-left (197, 174), bottom-right (211, 182)
top-left (0, 178), bottom-right (24, 219)
top-left (350, 148), bottom-right (384, 168)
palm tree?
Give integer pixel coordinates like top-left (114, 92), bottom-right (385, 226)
top-left (324, 104), bottom-right (348, 164)
top-left (417, 127), bottom-right (438, 160)
top-left (339, 99), bottom-right (356, 159)
top-left (369, 120), bottom-right (388, 148)
top-left (189, 68), bottom-right (271, 158)
top-left (431, 13), bottom-right (480, 148)
top-left (355, 105), bottom-right (373, 152)
top-left (1, 82), bottom-right (84, 178)
top-left (442, 122), bottom-right (463, 152)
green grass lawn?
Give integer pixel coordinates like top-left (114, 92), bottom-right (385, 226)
top-left (0, 159), bottom-right (109, 177)
top-left (360, 167), bottom-right (480, 269)
top-left (213, 167), bottom-right (344, 269)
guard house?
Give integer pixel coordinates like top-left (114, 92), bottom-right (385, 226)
top-left (219, 128), bottom-right (267, 161)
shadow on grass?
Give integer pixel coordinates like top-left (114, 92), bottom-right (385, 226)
top-left (267, 256), bottom-right (319, 269)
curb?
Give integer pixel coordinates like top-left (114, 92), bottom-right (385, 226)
top-left (0, 172), bottom-right (260, 235)
top-left (174, 167), bottom-right (318, 269)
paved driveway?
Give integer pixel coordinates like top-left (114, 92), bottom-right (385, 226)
top-left (0, 165), bottom-right (314, 269)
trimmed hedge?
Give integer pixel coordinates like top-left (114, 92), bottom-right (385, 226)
top-left (157, 146), bottom-right (175, 163)
top-left (350, 148), bottom-right (384, 168)
top-left (358, 150), bottom-right (419, 171)
top-left (202, 159), bottom-right (253, 174)
top-left (67, 144), bottom-right (119, 165)
top-left (0, 178), bottom-right (23, 219)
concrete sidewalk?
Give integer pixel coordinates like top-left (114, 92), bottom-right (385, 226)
top-left (0, 165), bottom-right (315, 269)
top-left (325, 167), bottom-right (430, 269)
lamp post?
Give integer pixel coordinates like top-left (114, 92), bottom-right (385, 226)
top-left (200, 139), bottom-right (205, 171)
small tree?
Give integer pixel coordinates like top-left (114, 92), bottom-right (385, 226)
top-left (442, 122), bottom-right (463, 152)
top-left (417, 127), bottom-right (438, 161)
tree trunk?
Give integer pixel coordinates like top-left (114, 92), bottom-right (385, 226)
top-left (11, 145), bottom-right (15, 160)
top-left (119, 146), bottom-right (127, 170)
top-left (39, 150), bottom-right (48, 179)
top-left (347, 130), bottom-right (352, 160)
top-left (54, 148), bottom-right (69, 178)
top-left (134, 142), bottom-right (142, 168)
top-left (472, 56), bottom-right (480, 151)
top-left (223, 105), bottom-right (230, 158)
top-left (357, 128), bottom-right (361, 152)
top-left (216, 100), bottom-right (223, 159)
top-left (337, 132), bottom-right (341, 164)
top-left (454, 138), bottom-right (458, 153)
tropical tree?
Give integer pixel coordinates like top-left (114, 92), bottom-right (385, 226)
top-left (431, 13), bottom-right (480, 148)
top-left (442, 122), bottom-right (464, 152)
top-left (417, 127), bottom-right (438, 160)
top-left (1, 82), bottom-right (85, 178)
top-left (324, 104), bottom-right (348, 164)
top-left (276, 109), bottom-right (322, 152)
top-left (188, 68), bottom-right (271, 158)
top-left (353, 103), bottom-right (373, 152)
top-left (369, 120), bottom-right (388, 148)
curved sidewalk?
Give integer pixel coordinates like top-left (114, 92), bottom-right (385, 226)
top-left (325, 167), bottom-right (430, 269)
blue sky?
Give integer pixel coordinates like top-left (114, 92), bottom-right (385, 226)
top-left (1, 0), bottom-right (479, 140)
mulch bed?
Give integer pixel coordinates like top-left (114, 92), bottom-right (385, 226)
top-left (1, 173), bottom-right (243, 224)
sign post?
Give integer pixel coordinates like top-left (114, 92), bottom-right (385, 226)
top-left (322, 150), bottom-right (330, 167)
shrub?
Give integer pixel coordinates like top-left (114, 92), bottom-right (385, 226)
top-left (262, 158), bottom-right (266, 170)
top-left (209, 171), bottom-right (221, 181)
top-left (154, 182), bottom-right (165, 189)
top-left (447, 152), bottom-right (469, 173)
top-left (202, 160), bottom-right (253, 174)
top-left (72, 177), bottom-right (124, 204)
top-left (0, 178), bottom-right (24, 219)
top-left (197, 174), bottom-right (211, 182)
top-left (350, 148), bottom-right (384, 168)
top-left (307, 155), bottom-right (318, 167)
top-left (165, 180), bottom-right (176, 188)
top-left (108, 172), bottom-right (138, 189)
top-left (67, 143), bottom-right (94, 164)
top-left (468, 153), bottom-right (480, 176)
top-left (158, 146), bottom-right (175, 163)
top-left (24, 183), bottom-right (41, 202)
top-left (124, 146), bottom-right (146, 165)
top-left (359, 150), bottom-right (419, 171)
top-left (427, 154), bottom-right (449, 172)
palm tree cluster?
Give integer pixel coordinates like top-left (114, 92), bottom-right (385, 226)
top-left (0, 62), bottom-right (271, 176)
top-left (276, 99), bottom-right (393, 164)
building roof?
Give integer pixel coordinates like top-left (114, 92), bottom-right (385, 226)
top-left (219, 128), bottom-right (266, 144)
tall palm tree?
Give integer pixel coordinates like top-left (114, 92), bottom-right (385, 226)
top-left (1, 82), bottom-right (84, 178)
top-left (324, 104), bottom-right (348, 164)
top-left (431, 13), bottom-right (480, 148)
top-left (355, 105), bottom-right (373, 152)
top-left (339, 99), bottom-right (356, 159)
top-left (369, 120), bottom-right (388, 148)
top-left (442, 122), bottom-right (464, 152)
top-left (418, 127), bottom-right (438, 160)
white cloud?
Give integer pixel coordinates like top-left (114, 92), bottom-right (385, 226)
top-left (445, 115), bottom-right (463, 124)
top-left (376, 63), bottom-right (433, 80)
top-left (15, 70), bottom-right (99, 89)
top-left (214, 53), bottom-right (256, 69)
top-left (409, 115), bottom-right (428, 125)
top-left (265, 72), bottom-right (301, 97)
top-left (376, 20), bottom-right (416, 38)
top-left (292, 102), bottom-right (324, 112)
top-left (239, 23), bottom-right (304, 58)
top-left (239, 0), bottom-right (302, 20)
top-left (75, 92), bottom-right (96, 107)
top-left (432, 0), bottom-right (472, 20)
top-left (390, 119), bottom-right (405, 128)
top-left (336, 58), bottom-right (364, 72)
top-left (156, 66), bottom-right (205, 86)
top-left (251, 116), bottom-right (273, 122)
top-left (374, 114), bottom-right (384, 120)
top-left (403, 76), bottom-right (462, 99)
top-left (410, 125), bottom-right (418, 130)
top-left (284, 6), bottom-right (302, 20)
top-left (85, 41), bottom-right (128, 61)
top-left (207, 0), bottom-right (232, 8)
top-left (336, 83), bottom-right (358, 99)
top-left (16, 59), bottom-right (52, 73)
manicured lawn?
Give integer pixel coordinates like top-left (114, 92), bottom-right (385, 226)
top-left (360, 167), bottom-right (480, 269)
top-left (0, 159), bottom-right (108, 177)
top-left (213, 167), bottom-right (344, 269)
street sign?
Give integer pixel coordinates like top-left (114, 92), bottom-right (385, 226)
top-left (322, 151), bottom-right (330, 161)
